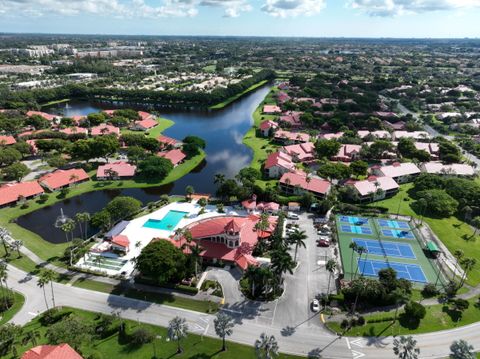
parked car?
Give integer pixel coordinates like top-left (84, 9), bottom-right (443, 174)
top-left (287, 212), bottom-right (299, 220)
top-left (314, 217), bottom-right (328, 224)
top-left (317, 239), bottom-right (330, 247)
top-left (311, 298), bottom-right (320, 312)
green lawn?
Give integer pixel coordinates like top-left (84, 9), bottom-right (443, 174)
top-left (327, 295), bottom-right (480, 337)
top-left (120, 117), bottom-right (174, 138)
top-left (73, 278), bottom-right (218, 314)
top-left (8, 307), bottom-right (301, 359)
top-left (0, 247), bottom-right (41, 273)
top-left (210, 80), bottom-right (269, 110)
top-left (0, 151), bottom-right (205, 264)
top-left (372, 184), bottom-right (480, 286)
top-left (0, 291), bottom-right (25, 325)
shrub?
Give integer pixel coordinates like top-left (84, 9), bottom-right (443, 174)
top-left (404, 301), bottom-right (426, 320)
top-left (130, 327), bottom-right (154, 345)
top-left (349, 318), bottom-right (357, 327)
top-left (357, 316), bottom-right (365, 326)
top-left (340, 319), bottom-right (350, 329)
top-left (422, 283), bottom-right (439, 298)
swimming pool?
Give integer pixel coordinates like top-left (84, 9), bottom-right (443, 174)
top-left (143, 210), bottom-right (188, 231)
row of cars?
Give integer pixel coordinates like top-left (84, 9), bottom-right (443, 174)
top-left (315, 217), bottom-right (332, 247)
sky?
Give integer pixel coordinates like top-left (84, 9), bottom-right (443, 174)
top-left (0, 0), bottom-right (479, 38)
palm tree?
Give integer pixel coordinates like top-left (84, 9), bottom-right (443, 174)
top-left (189, 243), bottom-right (203, 279)
top-left (214, 313), bottom-right (235, 351)
top-left (450, 339), bottom-right (475, 359)
top-left (0, 263), bottom-right (10, 309)
top-left (270, 248), bottom-right (295, 279)
top-left (451, 249), bottom-right (464, 281)
top-left (75, 212), bottom-right (90, 240)
top-left (349, 241), bottom-right (358, 280)
top-left (325, 259), bottom-right (337, 308)
top-left (245, 265), bottom-right (261, 297)
top-left (255, 333), bottom-right (279, 359)
top-left (214, 173), bottom-right (225, 186)
top-left (60, 219), bottom-right (76, 242)
top-left (392, 288), bottom-right (410, 322)
top-left (39, 269), bottom-right (57, 309)
top-left (168, 316), bottom-right (188, 354)
top-left (287, 228), bottom-right (307, 263)
top-left (0, 227), bottom-right (11, 255)
top-left (460, 258), bottom-right (476, 287)
top-left (185, 185), bottom-right (195, 201)
top-left (37, 275), bottom-right (49, 310)
top-left (353, 245), bottom-right (367, 279)
top-left (22, 330), bottom-right (41, 347)
top-left (393, 335), bottom-right (420, 359)
top-left (11, 240), bottom-right (22, 258)
top-left (254, 213), bottom-right (270, 239)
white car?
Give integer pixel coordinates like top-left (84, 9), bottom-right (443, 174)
top-left (311, 299), bottom-right (320, 312)
top-left (287, 212), bottom-right (299, 220)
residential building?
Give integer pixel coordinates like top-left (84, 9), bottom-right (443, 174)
top-left (90, 124), bottom-right (120, 136)
top-left (383, 120), bottom-right (406, 131)
top-left (21, 343), bottom-right (83, 359)
top-left (59, 127), bottom-right (88, 136)
top-left (348, 176), bottom-right (399, 202)
top-left (357, 130), bottom-right (391, 140)
top-left (158, 149), bottom-right (187, 166)
top-left (273, 130), bottom-right (310, 145)
top-left (157, 135), bottom-right (179, 149)
top-left (39, 169), bottom-right (89, 191)
top-left (131, 118), bottom-right (158, 131)
top-left (242, 196), bottom-right (280, 214)
top-left (319, 132), bottom-right (344, 140)
top-left (279, 111), bottom-right (302, 128)
top-left (0, 181), bottom-right (44, 207)
top-left (279, 171), bottom-right (331, 199)
top-left (331, 144), bottom-right (362, 162)
top-left (259, 120), bottom-right (279, 137)
top-left (26, 111), bottom-right (59, 122)
top-left (0, 135), bottom-right (16, 146)
top-left (281, 142), bottom-right (315, 162)
top-left (111, 235), bottom-right (130, 253)
top-left (96, 162), bottom-right (136, 180)
top-left (264, 151), bottom-right (295, 178)
top-left (263, 105), bottom-right (281, 114)
top-left (414, 142), bottom-right (440, 160)
top-left (372, 162), bottom-right (421, 183)
top-left (393, 131), bottom-right (431, 141)
top-left (420, 162), bottom-right (475, 176)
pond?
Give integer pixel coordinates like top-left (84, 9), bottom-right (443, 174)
top-left (16, 85), bottom-right (271, 244)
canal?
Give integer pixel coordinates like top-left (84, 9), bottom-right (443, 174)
top-left (16, 85), bottom-right (271, 243)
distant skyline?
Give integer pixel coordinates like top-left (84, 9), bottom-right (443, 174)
top-left (1, 0), bottom-right (480, 38)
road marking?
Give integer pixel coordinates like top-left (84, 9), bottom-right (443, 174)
top-left (220, 308), bottom-right (243, 314)
top-left (191, 323), bottom-right (205, 333)
top-left (320, 313), bottom-right (325, 323)
top-left (28, 312), bottom-right (37, 317)
top-left (345, 338), bottom-right (351, 350)
top-left (352, 350), bottom-right (365, 359)
top-left (350, 338), bottom-right (364, 348)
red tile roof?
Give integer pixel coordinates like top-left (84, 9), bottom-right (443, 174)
top-left (111, 235), bottom-right (130, 248)
top-left (134, 118), bottom-right (157, 129)
top-left (264, 151), bottom-right (295, 171)
top-left (0, 135), bottom-right (16, 145)
top-left (0, 181), bottom-right (44, 207)
top-left (274, 130), bottom-right (309, 143)
top-left (138, 111), bottom-right (155, 121)
top-left (91, 124), bottom-right (120, 136)
top-left (96, 162), bottom-right (136, 178)
top-left (157, 149), bottom-right (186, 166)
top-left (280, 171), bottom-right (331, 196)
top-left (259, 120), bottom-right (279, 131)
top-left (26, 111), bottom-right (58, 122)
top-left (157, 135), bottom-right (178, 147)
top-left (263, 105), bottom-right (281, 114)
top-left (21, 344), bottom-right (83, 359)
top-left (59, 127), bottom-right (88, 135)
top-left (39, 169), bottom-right (89, 190)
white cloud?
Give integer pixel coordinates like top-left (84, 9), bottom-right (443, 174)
top-left (261, 0), bottom-right (326, 17)
top-left (349, 0), bottom-right (480, 17)
top-left (0, 0), bottom-right (251, 18)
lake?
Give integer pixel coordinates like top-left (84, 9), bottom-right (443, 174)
top-left (16, 85), bottom-right (271, 243)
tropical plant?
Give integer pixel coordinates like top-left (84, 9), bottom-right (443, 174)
top-left (39, 269), bottom-right (57, 309)
top-left (168, 316), bottom-right (188, 354)
top-left (287, 228), bottom-right (307, 263)
top-left (255, 333), bottom-right (279, 359)
top-left (325, 259), bottom-right (337, 308)
top-left (214, 312), bottom-right (235, 351)
top-left (449, 339), bottom-right (475, 359)
top-left (393, 336), bottom-right (420, 359)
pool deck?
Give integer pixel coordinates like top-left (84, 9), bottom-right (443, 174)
top-left (76, 201), bottom-right (249, 277)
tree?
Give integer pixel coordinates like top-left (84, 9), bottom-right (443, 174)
top-left (471, 216), bottom-right (480, 238)
top-left (0, 147), bottom-right (22, 166)
top-left (452, 249), bottom-right (464, 280)
top-left (415, 189), bottom-right (458, 218)
top-left (450, 298), bottom-right (469, 319)
top-left (0, 263), bottom-right (10, 310)
top-left (60, 218), bottom-right (75, 242)
top-left (90, 135), bottom-right (119, 160)
top-left (287, 228), bottom-right (307, 263)
top-left (91, 209), bottom-right (111, 231)
top-left (270, 247), bottom-right (295, 279)
top-left (459, 258), bottom-right (476, 287)
top-left (315, 139), bottom-right (342, 159)
top-left (0, 323), bottom-right (23, 357)
top-left (255, 333), bottom-right (279, 359)
top-left (325, 259), bottom-right (337, 307)
top-left (39, 269), bottom-right (57, 309)
top-left (392, 288), bottom-right (410, 321)
top-left (214, 312), bottom-right (235, 351)
top-left (37, 275), bottom-right (50, 310)
top-left (182, 135), bottom-right (206, 158)
top-left (450, 339), bottom-right (475, 359)
top-left (189, 242), bottom-right (203, 279)
top-left (185, 185), bottom-right (195, 200)
top-left (126, 146), bottom-right (146, 164)
top-left (214, 173), bottom-right (226, 186)
top-left (22, 330), bottom-right (41, 347)
top-left (130, 327), bottom-right (154, 346)
top-left (75, 212), bottom-right (90, 240)
top-left (106, 196), bottom-right (142, 222)
top-left (46, 315), bottom-right (93, 351)
top-left (0, 227), bottom-right (11, 256)
top-left (138, 156), bottom-right (173, 179)
top-left (136, 239), bottom-right (187, 285)
top-left (2, 162), bottom-right (30, 182)
top-left (317, 161), bottom-right (352, 180)
top-left (404, 301), bottom-right (426, 322)
top-left (349, 242), bottom-right (358, 279)
top-left (350, 160), bottom-right (368, 177)
top-left (393, 336), bottom-right (420, 359)
top-left (168, 316), bottom-right (188, 354)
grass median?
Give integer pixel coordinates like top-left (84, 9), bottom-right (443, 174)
top-left (0, 291), bottom-right (25, 325)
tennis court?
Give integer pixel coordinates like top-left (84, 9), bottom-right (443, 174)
top-left (381, 229), bottom-right (415, 239)
top-left (377, 219), bottom-right (410, 230)
top-left (339, 215), bottom-right (369, 226)
top-left (341, 225), bottom-right (373, 235)
top-left (358, 258), bottom-right (427, 283)
top-left (352, 238), bottom-right (416, 259)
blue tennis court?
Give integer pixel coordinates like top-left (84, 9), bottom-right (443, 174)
top-left (377, 219), bottom-right (410, 230)
top-left (358, 258), bottom-right (427, 283)
top-left (352, 238), bottom-right (416, 259)
top-left (381, 229), bottom-right (415, 239)
top-left (339, 216), bottom-right (369, 226)
top-left (341, 225), bottom-right (373, 235)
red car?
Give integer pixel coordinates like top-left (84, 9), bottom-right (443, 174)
top-left (317, 239), bottom-right (330, 247)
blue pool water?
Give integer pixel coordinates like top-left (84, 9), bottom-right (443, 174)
top-left (143, 210), bottom-right (188, 231)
